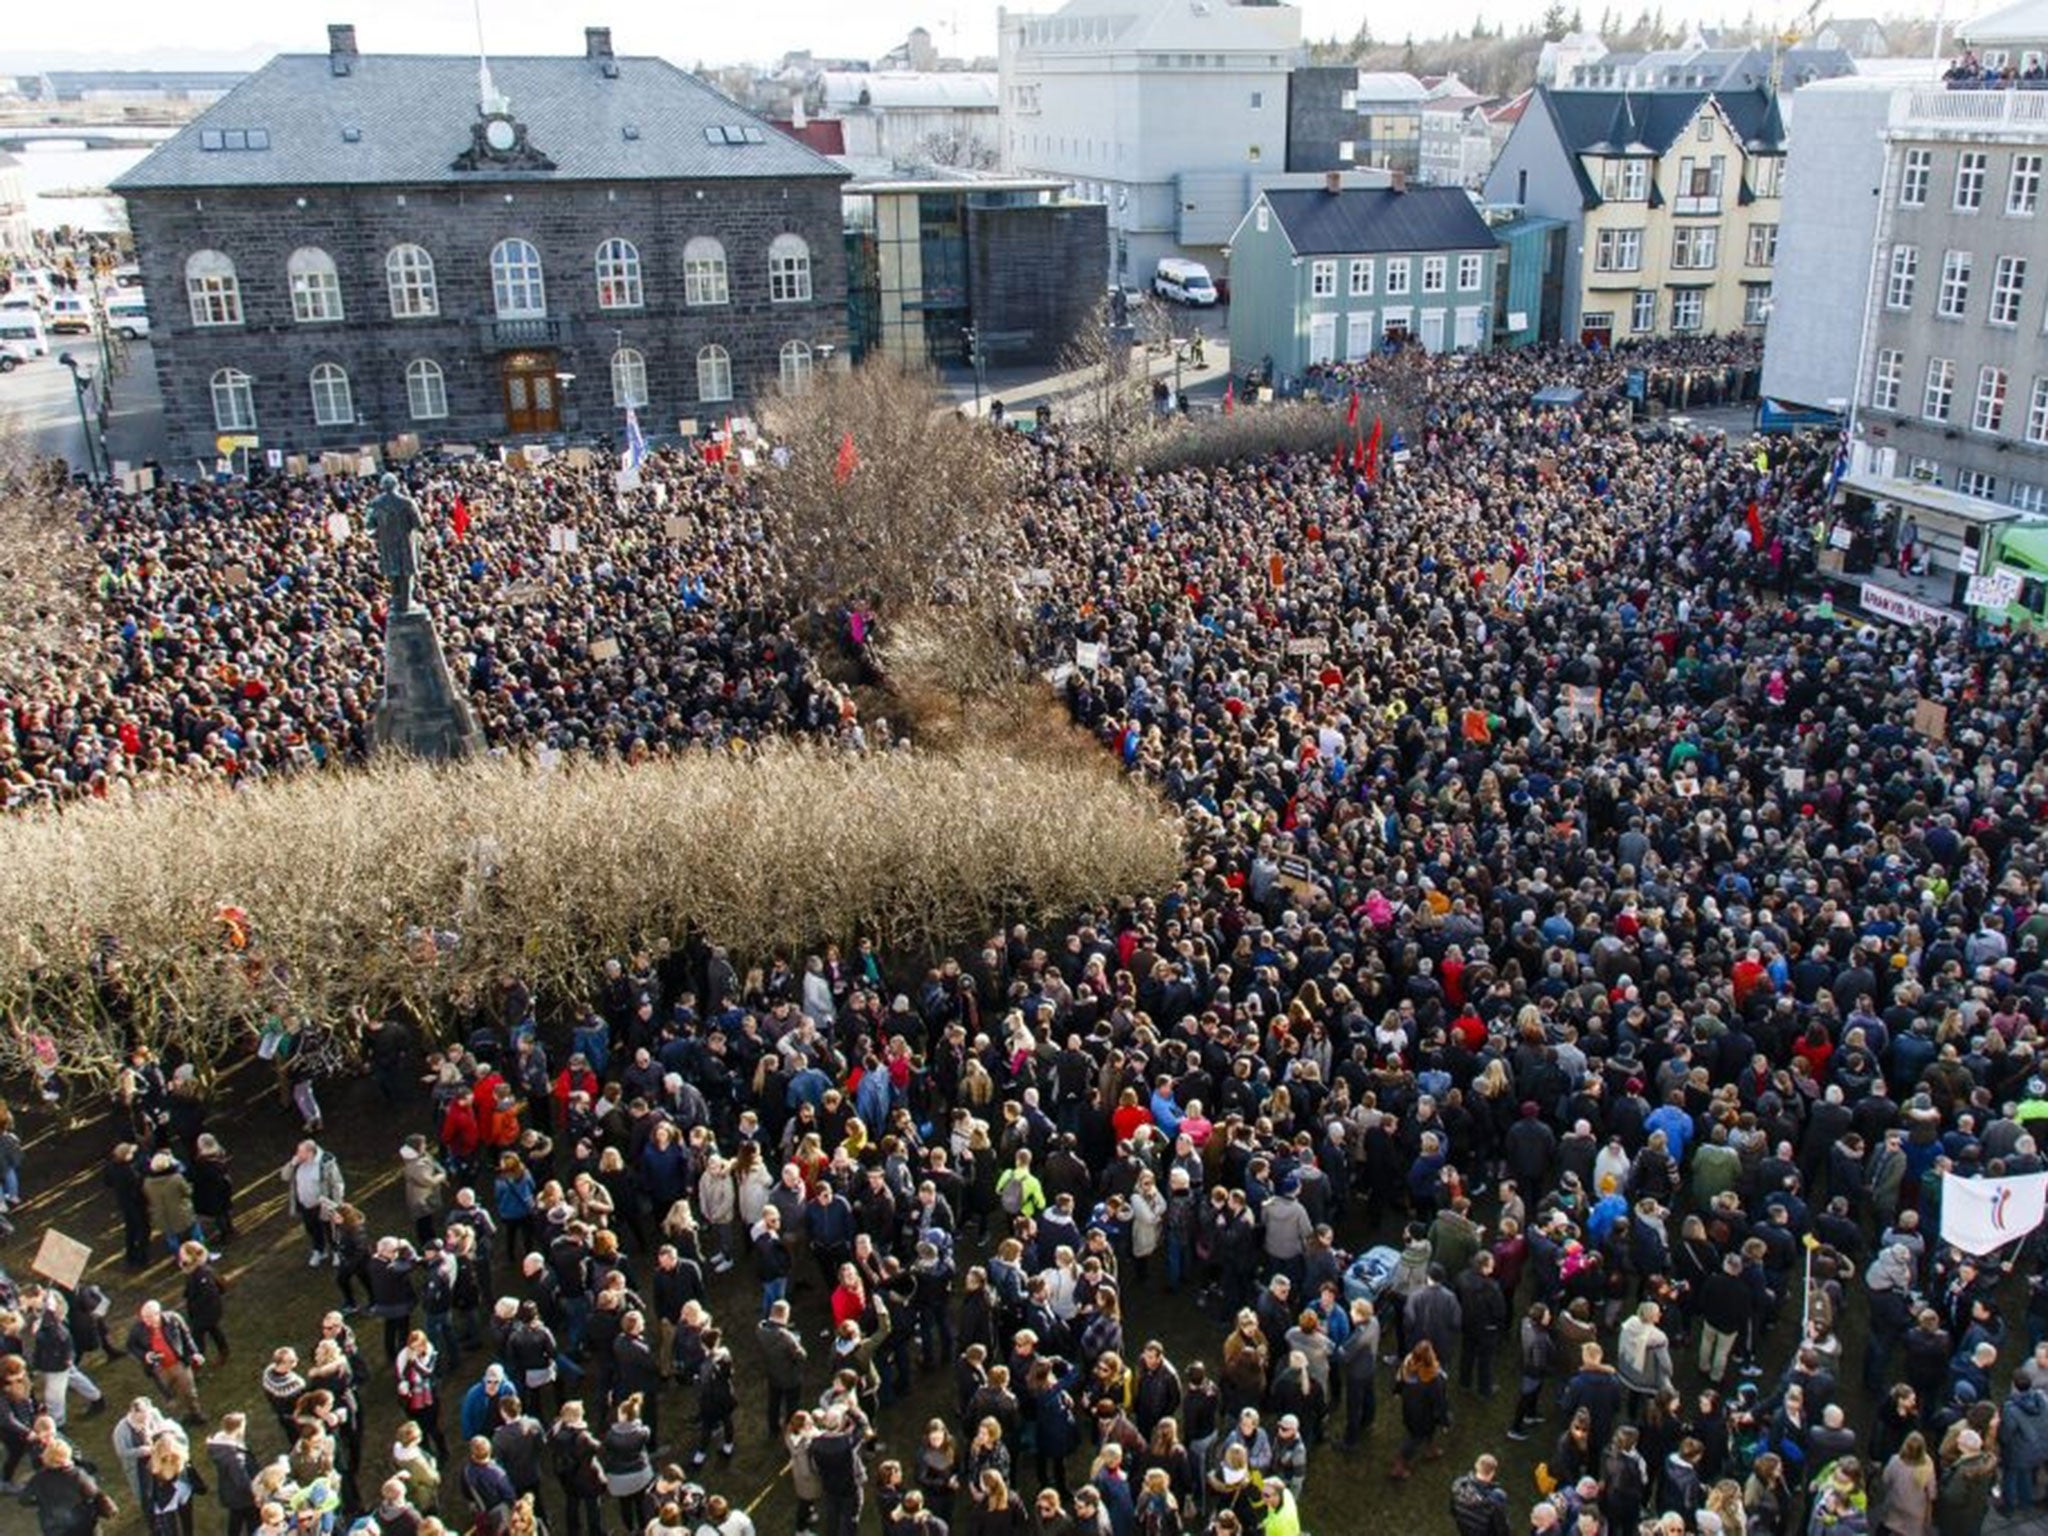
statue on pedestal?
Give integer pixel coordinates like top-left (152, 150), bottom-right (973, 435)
top-left (365, 474), bottom-right (427, 613)
top-left (361, 472), bottom-right (482, 760)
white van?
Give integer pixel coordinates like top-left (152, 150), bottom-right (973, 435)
top-left (1152, 257), bottom-right (1219, 306)
top-left (45, 294), bottom-right (92, 335)
top-left (105, 298), bottom-right (150, 340)
top-left (0, 308), bottom-right (48, 356)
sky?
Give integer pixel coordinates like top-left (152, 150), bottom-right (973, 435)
top-left (0, 0), bottom-right (1776, 74)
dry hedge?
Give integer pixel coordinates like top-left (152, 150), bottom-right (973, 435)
top-left (0, 747), bottom-right (1182, 1079)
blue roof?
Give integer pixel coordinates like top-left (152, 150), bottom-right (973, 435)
top-left (1260, 186), bottom-right (1496, 257)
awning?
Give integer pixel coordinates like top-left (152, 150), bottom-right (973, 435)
top-left (1999, 524), bottom-right (2048, 576)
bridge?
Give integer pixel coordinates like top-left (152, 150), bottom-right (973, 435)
top-left (0, 130), bottom-right (169, 152)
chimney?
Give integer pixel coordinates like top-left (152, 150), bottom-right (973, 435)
top-left (585, 27), bottom-right (614, 61)
top-left (1324, 170), bottom-right (1343, 195)
top-left (328, 23), bottom-right (358, 75)
top-left (791, 91), bottom-right (808, 130)
top-left (1390, 167), bottom-right (1407, 194)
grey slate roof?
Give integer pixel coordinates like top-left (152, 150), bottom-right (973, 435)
top-left (112, 52), bottom-right (845, 191)
top-left (1261, 186), bottom-right (1496, 256)
top-left (1539, 87), bottom-right (1788, 158)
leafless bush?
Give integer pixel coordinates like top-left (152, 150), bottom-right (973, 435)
top-left (0, 412), bottom-right (98, 685)
top-left (1136, 403), bottom-right (1348, 473)
top-left (0, 746), bottom-right (1182, 1083)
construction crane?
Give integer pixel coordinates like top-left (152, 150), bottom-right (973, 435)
top-left (1769, 0), bottom-right (1827, 97)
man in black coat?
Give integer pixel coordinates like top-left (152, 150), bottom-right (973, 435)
top-left (1453, 1253), bottom-right (1508, 1397)
top-left (1559, 1341), bottom-right (1626, 1456)
top-left (490, 1395), bottom-right (548, 1526)
top-left (755, 1300), bottom-right (807, 1441)
top-left (205, 1416), bottom-right (261, 1536)
top-left (1450, 1454), bottom-right (1512, 1536)
top-left (613, 1312), bottom-right (663, 1444)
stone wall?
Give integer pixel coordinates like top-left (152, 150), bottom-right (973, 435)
top-left (968, 201), bottom-right (1105, 367)
top-left (126, 176), bottom-right (848, 461)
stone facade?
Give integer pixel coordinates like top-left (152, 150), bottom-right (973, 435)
top-left (968, 201), bottom-right (1106, 366)
top-left (126, 177), bottom-right (848, 462)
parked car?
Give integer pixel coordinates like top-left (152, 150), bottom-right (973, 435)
top-left (1152, 257), bottom-right (1219, 306)
top-left (45, 294), bottom-right (93, 335)
top-left (0, 339), bottom-right (33, 371)
top-left (105, 298), bottom-right (150, 340)
top-left (0, 307), bottom-right (48, 356)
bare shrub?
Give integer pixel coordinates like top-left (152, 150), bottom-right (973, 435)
top-left (1136, 402), bottom-right (1348, 473)
top-left (0, 746), bottom-right (1182, 1083)
top-left (0, 413), bottom-right (98, 684)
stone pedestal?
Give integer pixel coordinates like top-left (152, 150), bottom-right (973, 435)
top-left (373, 608), bottom-right (484, 761)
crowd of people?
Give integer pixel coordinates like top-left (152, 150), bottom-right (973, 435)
top-left (5, 333), bottom-right (2048, 1536)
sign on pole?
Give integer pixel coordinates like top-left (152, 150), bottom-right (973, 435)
top-left (31, 1229), bottom-right (92, 1291)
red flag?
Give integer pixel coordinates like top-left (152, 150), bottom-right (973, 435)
top-left (1223, 381), bottom-right (1235, 417)
top-left (1746, 501), bottom-right (1767, 549)
top-left (1332, 443), bottom-right (1346, 476)
top-left (450, 497), bottom-right (470, 541)
top-left (1365, 417), bottom-right (1383, 483)
top-left (1350, 435), bottom-right (1366, 472)
top-left (1346, 389), bottom-right (1360, 429)
top-left (834, 430), bottom-right (860, 485)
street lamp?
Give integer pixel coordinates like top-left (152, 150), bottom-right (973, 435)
top-left (963, 326), bottom-right (983, 416)
top-left (58, 352), bottom-right (101, 483)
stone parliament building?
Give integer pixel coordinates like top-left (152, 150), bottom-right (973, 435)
top-left (115, 24), bottom-right (849, 462)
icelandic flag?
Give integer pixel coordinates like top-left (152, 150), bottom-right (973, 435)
top-left (624, 407), bottom-right (648, 473)
top-left (1532, 545), bottom-right (1548, 601)
top-left (1824, 438), bottom-right (1849, 501)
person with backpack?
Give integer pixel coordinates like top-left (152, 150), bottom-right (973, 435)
top-left (1450, 1455), bottom-right (1512, 1536)
top-left (995, 1151), bottom-right (1047, 1227)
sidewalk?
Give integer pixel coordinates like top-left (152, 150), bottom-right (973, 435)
top-left (939, 335), bottom-right (1235, 419)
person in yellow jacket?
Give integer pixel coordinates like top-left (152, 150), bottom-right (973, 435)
top-left (1261, 1477), bottom-right (1301, 1536)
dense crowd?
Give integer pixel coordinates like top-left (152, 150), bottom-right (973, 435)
top-left (6, 334), bottom-right (2048, 1536)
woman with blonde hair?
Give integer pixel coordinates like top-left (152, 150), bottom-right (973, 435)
top-left (146, 1438), bottom-right (199, 1536)
top-left (966, 1469), bottom-right (1028, 1536)
top-left (1877, 1431), bottom-right (1935, 1536)
top-left (392, 1417), bottom-right (442, 1511)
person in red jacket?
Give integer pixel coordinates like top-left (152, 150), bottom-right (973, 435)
top-left (553, 1055), bottom-right (598, 1127)
top-left (440, 1094), bottom-right (481, 1183)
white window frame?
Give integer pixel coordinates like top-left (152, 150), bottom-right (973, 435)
top-left (1744, 285), bottom-right (1771, 325)
top-left (186, 250), bottom-right (242, 327)
top-left (490, 238), bottom-right (546, 319)
top-left (610, 346), bottom-right (649, 409)
top-left (2030, 376), bottom-right (2048, 444)
top-left (1672, 226), bottom-right (1719, 271)
top-left (309, 362), bottom-right (354, 427)
top-left (385, 244), bottom-right (439, 318)
top-left (1345, 310), bottom-right (1375, 361)
top-left (1991, 255), bottom-right (2026, 325)
top-left (1956, 150), bottom-right (1988, 212)
top-left (697, 344), bottom-right (733, 403)
top-left (1421, 256), bottom-right (1447, 293)
top-left (405, 357), bottom-right (447, 421)
top-left (2010, 152), bottom-right (2042, 216)
top-left (1958, 468), bottom-right (1998, 500)
top-left (1670, 289), bottom-right (1705, 332)
top-left (1745, 223), bottom-right (1777, 267)
top-left (595, 238), bottom-right (644, 311)
top-left (209, 366), bottom-right (255, 430)
top-left (1384, 258), bottom-right (1411, 295)
top-left (2013, 481), bottom-right (2046, 513)
top-left (1872, 349), bottom-right (1903, 411)
top-left (1974, 365), bottom-right (2008, 432)
top-left (1938, 249), bottom-right (1973, 319)
top-left (684, 237), bottom-right (729, 306)
top-left (1901, 148), bottom-right (1932, 208)
top-left (1886, 244), bottom-right (1918, 310)
top-left (1631, 289), bottom-right (1656, 333)
top-left (1595, 227), bottom-right (1643, 272)
top-left (1924, 356), bottom-right (1956, 422)
top-left (1457, 253), bottom-right (1483, 292)
top-left (1348, 259), bottom-right (1373, 296)
top-left (769, 233), bottom-right (812, 304)
top-left (287, 247), bottom-right (344, 324)
top-left (779, 339), bottom-right (814, 394)
top-left (1310, 260), bottom-right (1337, 298)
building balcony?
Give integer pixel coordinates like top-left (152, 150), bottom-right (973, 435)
top-left (1672, 195), bottom-right (1722, 216)
top-left (1894, 87), bottom-right (2048, 135)
top-left (476, 315), bottom-right (567, 351)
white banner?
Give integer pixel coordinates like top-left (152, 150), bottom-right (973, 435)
top-left (1940, 1171), bottom-right (2048, 1255)
top-left (1965, 569), bottom-right (2023, 610)
top-left (1860, 581), bottom-right (1961, 631)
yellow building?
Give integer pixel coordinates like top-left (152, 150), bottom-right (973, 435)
top-left (1485, 87), bottom-right (1787, 343)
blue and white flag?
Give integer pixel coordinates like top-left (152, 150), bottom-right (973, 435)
top-left (624, 407), bottom-right (648, 472)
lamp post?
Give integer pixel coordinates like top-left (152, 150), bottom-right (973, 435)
top-left (58, 352), bottom-right (100, 483)
top-left (962, 326), bottom-right (982, 416)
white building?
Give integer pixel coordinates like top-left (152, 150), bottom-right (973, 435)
top-left (816, 72), bottom-right (1001, 165)
top-left (997, 0), bottom-right (1302, 282)
top-left (1419, 93), bottom-right (1497, 187)
top-left (1536, 32), bottom-right (1609, 86)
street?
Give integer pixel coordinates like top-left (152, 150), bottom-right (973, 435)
top-left (0, 336), bottom-right (168, 476)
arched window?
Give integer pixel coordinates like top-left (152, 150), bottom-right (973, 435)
top-left (611, 347), bottom-right (649, 409)
top-left (386, 244), bottom-right (439, 318)
top-left (768, 233), bottom-right (812, 303)
top-left (309, 362), bottom-right (354, 427)
top-left (696, 344), bottom-right (733, 403)
top-left (186, 250), bottom-right (242, 327)
top-left (406, 358), bottom-right (448, 420)
top-left (209, 367), bottom-right (255, 430)
top-left (287, 247), bottom-right (344, 323)
top-left (490, 238), bottom-right (546, 318)
top-left (684, 236), bottom-right (729, 306)
top-left (779, 339), bottom-right (814, 394)
top-left (595, 238), bottom-right (643, 309)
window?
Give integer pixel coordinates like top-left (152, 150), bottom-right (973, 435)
top-left (385, 244), bottom-right (438, 318)
top-left (684, 236), bottom-right (729, 306)
top-left (308, 362), bottom-right (353, 427)
top-left (490, 238), bottom-right (546, 318)
top-left (1959, 468), bottom-right (1998, 500)
top-left (1384, 258), bottom-right (1411, 295)
top-left (185, 250), bottom-right (242, 326)
top-left (1696, 113), bottom-right (1713, 141)
top-left (287, 247), bottom-right (343, 323)
top-left (1595, 228), bottom-right (1643, 271)
top-left (2010, 153), bottom-right (2042, 216)
top-left (1745, 223), bottom-right (1778, 267)
top-left (610, 346), bottom-right (649, 408)
top-left (1310, 260), bottom-right (1337, 298)
top-left (1671, 226), bottom-right (1718, 270)
top-left (1345, 310), bottom-right (1375, 360)
top-left (1338, 140), bottom-right (1355, 163)
top-left (1909, 456), bottom-right (1942, 484)
top-left (697, 344), bottom-right (733, 402)
top-left (2014, 481), bottom-right (2047, 513)
top-left (1956, 151), bottom-right (1988, 212)
top-left (1744, 285), bottom-right (1771, 325)
top-left (1975, 365), bottom-right (2008, 432)
top-left (1458, 253), bottom-right (1483, 292)
top-left (1631, 290), bottom-right (1657, 333)
top-left (1924, 356), bottom-right (1956, 421)
top-left (209, 367), bottom-right (255, 430)
top-left (1250, 91), bottom-right (1263, 108)
top-left (595, 238), bottom-right (643, 310)
top-left (1901, 147), bottom-right (1931, 207)
top-left (1886, 244), bottom-right (1918, 310)
top-left (2030, 377), bottom-right (2048, 444)
top-left (1938, 249), bottom-right (1972, 318)
top-left (1753, 156), bottom-right (1784, 198)
top-left (1873, 349), bottom-right (1903, 411)
top-left (1602, 158), bottom-right (1650, 201)
top-left (1674, 155), bottom-right (1724, 213)
top-left (1421, 257), bottom-right (1446, 293)
top-left (1348, 259), bottom-right (1373, 296)
top-left (1670, 290), bottom-right (1704, 331)
top-left (779, 340), bottom-right (814, 394)
top-left (1381, 307), bottom-right (1412, 341)
top-left (769, 233), bottom-right (812, 303)
top-left (405, 358), bottom-right (447, 420)
top-left (1991, 255), bottom-right (2027, 325)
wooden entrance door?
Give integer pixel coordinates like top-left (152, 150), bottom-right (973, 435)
top-left (502, 352), bottom-right (560, 435)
